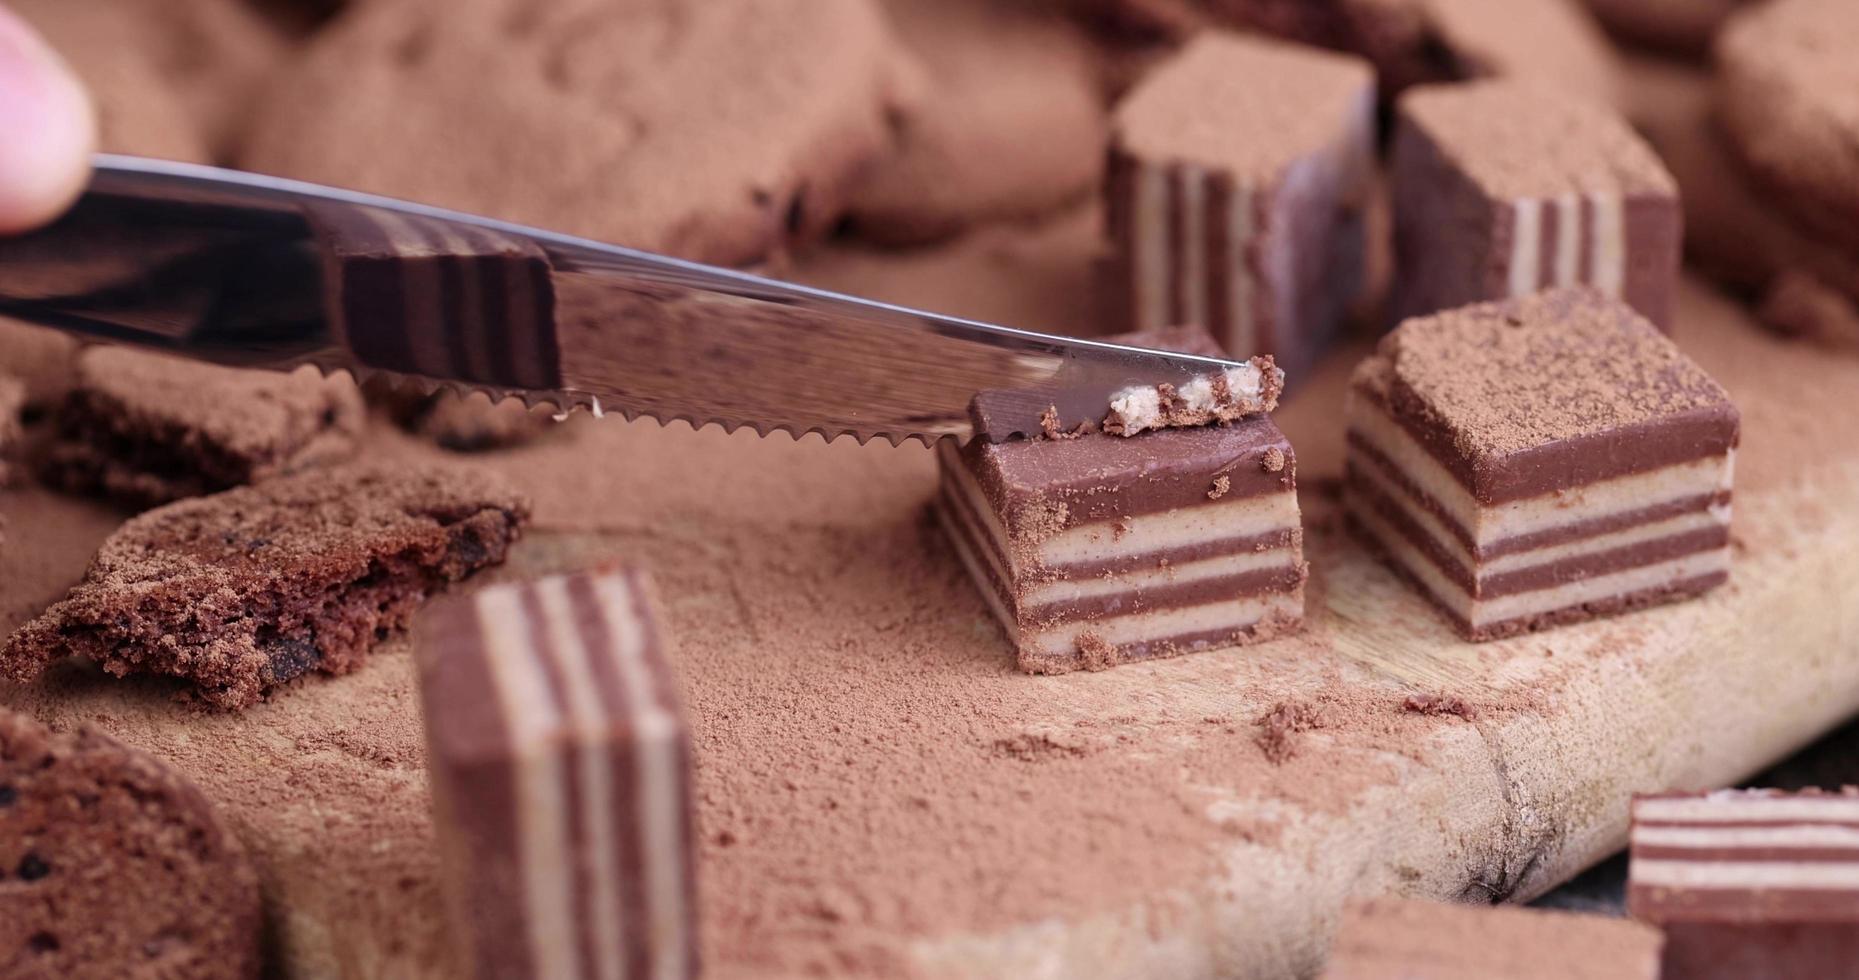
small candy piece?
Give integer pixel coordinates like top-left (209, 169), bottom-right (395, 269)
top-left (2, 463), bottom-right (529, 709)
top-left (1320, 897), bottom-right (1662, 979)
top-left (0, 709), bottom-right (262, 979)
top-left (1107, 33), bottom-right (1375, 382)
top-left (940, 328), bottom-right (1305, 674)
top-left (1391, 81), bottom-right (1680, 329)
top-left (42, 346), bottom-right (365, 509)
top-left (1344, 288), bottom-right (1738, 641)
top-left (1629, 788), bottom-right (1859, 980)
top-left (416, 567), bottom-right (696, 980)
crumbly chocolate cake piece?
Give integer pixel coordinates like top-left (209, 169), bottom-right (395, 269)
top-left (1107, 33), bottom-right (1375, 383)
top-left (1321, 898), bottom-right (1661, 979)
top-left (1715, 0), bottom-right (1859, 255)
top-left (1629, 788), bottom-right (1859, 980)
top-left (0, 319), bottom-right (80, 409)
top-left (0, 709), bottom-right (262, 979)
top-left (411, 392), bottom-right (557, 453)
top-left (1391, 81), bottom-right (1680, 328)
top-left (41, 347), bottom-right (365, 509)
top-left (847, 0), bottom-right (1107, 245)
top-left (417, 567), bottom-right (696, 980)
top-left (1044, 0), bottom-right (1619, 105)
top-left (940, 328), bottom-right (1304, 673)
top-left (242, 0), bottom-right (920, 266)
top-left (0, 375), bottom-right (24, 487)
top-left (1344, 288), bottom-right (1738, 640)
top-left (2, 463), bottom-right (529, 709)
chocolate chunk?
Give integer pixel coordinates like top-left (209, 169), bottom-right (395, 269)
top-left (1629, 788), bottom-right (1859, 980)
top-left (2, 463), bottom-right (529, 709)
top-left (1716, 0), bottom-right (1859, 255)
top-left (941, 328), bottom-right (1305, 673)
top-left (1391, 81), bottom-right (1680, 329)
top-left (1322, 898), bottom-right (1662, 978)
top-left (0, 709), bottom-right (262, 979)
top-left (1344, 287), bottom-right (1738, 640)
top-left (41, 347), bottom-right (365, 509)
top-left (416, 567), bottom-right (696, 980)
top-left (1108, 33), bottom-right (1375, 384)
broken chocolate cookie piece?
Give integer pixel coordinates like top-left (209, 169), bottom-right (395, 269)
top-left (1344, 287), bottom-right (1738, 641)
top-left (2, 463), bottom-right (529, 709)
top-left (0, 709), bottom-right (262, 979)
top-left (42, 346), bottom-right (366, 509)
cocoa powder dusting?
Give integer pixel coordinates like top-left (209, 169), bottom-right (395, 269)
top-left (1403, 694), bottom-right (1481, 722)
top-left (1257, 700), bottom-right (1326, 764)
top-left (1207, 475), bottom-right (1231, 500)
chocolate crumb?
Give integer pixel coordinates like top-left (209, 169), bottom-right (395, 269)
top-left (1076, 632), bottom-right (1117, 671)
top-left (1257, 700), bottom-right (1326, 764)
top-left (1207, 475), bottom-right (1231, 500)
top-left (1261, 447), bottom-right (1287, 473)
top-left (1037, 404), bottom-right (1087, 441)
top-left (1402, 694), bottom-right (1480, 721)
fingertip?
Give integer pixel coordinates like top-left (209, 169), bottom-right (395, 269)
top-left (0, 5), bottom-right (94, 235)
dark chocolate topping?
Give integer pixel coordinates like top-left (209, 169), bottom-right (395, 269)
top-left (962, 415), bottom-right (1295, 535)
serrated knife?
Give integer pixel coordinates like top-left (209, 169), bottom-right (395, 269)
top-left (0, 155), bottom-right (1246, 445)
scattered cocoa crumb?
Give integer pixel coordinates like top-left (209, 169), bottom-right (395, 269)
top-left (1111, 517), bottom-right (1132, 541)
top-left (989, 732), bottom-right (1092, 763)
top-left (1256, 700), bottom-right (1326, 765)
top-left (1038, 405), bottom-right (1086, 441)
top-left (1207, 475), bottom-right (1231, 500)
top-left (1260, 447), bottom-right (1286, 473)
top-left (1402, 694), bottom-right (1479, 721)
top-left (1076, 632), bottom-right (1117, 671)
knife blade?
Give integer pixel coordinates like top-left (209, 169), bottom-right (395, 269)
top-left (0, 155), bottom-right (1247, 444)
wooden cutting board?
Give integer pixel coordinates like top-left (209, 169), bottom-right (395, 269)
top-left (4, 277), bottom-right (1856, 979)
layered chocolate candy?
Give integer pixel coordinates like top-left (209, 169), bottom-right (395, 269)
top-left (1629, 788), bottom-right (1859, 980)
top-left (1391, 81), bottom-right (1680, 329)
top-left (416, 568), bottom-right (696, 980)
top-left (938, 330), bottom-right (1304, 673)
top-left (1107, 33), bottom-right (1375, 382)
top-left (1320, 898), bottom-right (1662, 979)
top-left (1344, 288), bottom-right (1738, 640)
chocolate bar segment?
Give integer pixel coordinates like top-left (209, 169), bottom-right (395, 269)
top-left (1108, 33), bottom-right (1375, 383)
top-left (416, 568), bottom-right (696, 980)
top-left (1320, 898), bottom-right (1662, 979)
top-left (1629, 788), bottom-right (1859, 980)
top-left (1344, 288), bottom-right (1738, 640)
top-left (1391, 81), bottom-right (1679, 329)
top-left (940, 329), bottom-right (1304, 673)
top-left (305, 203), bottom-right (560, 390)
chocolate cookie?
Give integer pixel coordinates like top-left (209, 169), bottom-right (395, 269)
top-left (1046, 0), bottom-right (1619, 106)
top-left (1716, 0), bottom-right (1859, 254)
top-left (11, 0), bottom-right (284, 162)
top-left (0, 710), bottom-right (261, 979)
top-left (3, 463), bottom-right (530, 710)
top-left (846, 0), bottom-right (1108, 244)
top-left (41, 348), bottom-right (366, 509)
top-left (1580, 0), bottom-right (1745, 55)
top-left (242, 0), bottom-right (920, 266)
